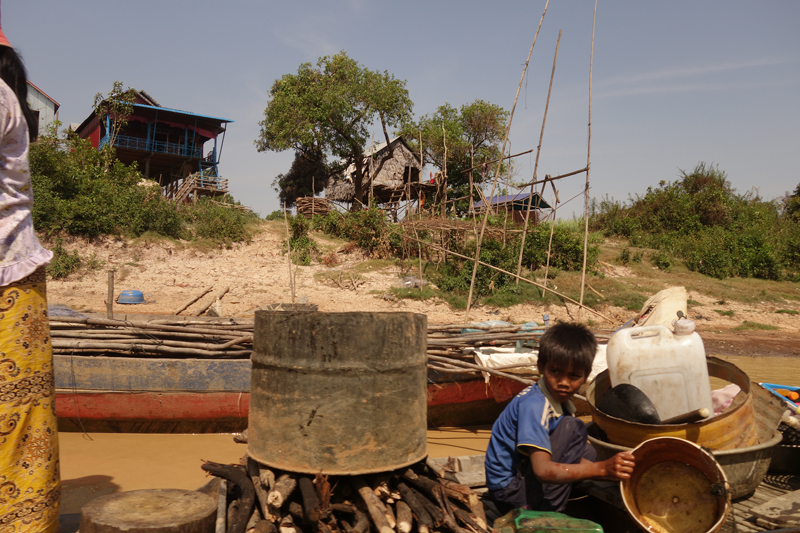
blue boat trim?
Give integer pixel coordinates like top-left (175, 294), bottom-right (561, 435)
top-left (53, 355), bottom-right (251, 392)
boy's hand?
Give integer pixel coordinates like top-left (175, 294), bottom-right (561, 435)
top-left (599, 452), bottom-right (635, 481)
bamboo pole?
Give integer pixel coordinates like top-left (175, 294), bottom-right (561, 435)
top-left (193, 286), bottom-right (230, 316)
top-left (466, 0), bottom-right (550, 320)
top-left (441, 123), bottom-right (447, 219)
top-left (516, 30), bottom-right (561, 283)
top-left (519, 166), bottom-right (588, 189)
top-left (397, 229), bottom-right (612, 323)
top-left (461, 149), bottom-right (534, 174)
top-left (369, 131), bottom-right (375, 207)
top-left (580, 0), bottom-right (598, 308)
top-left (283, 202), bottom-right (296, 303)
top-left (469, 145), bottom-right (475, 223)
top-left (542, 180), bottom-right (560, 290)
top-left (174, 287), bottom-right (213, 315)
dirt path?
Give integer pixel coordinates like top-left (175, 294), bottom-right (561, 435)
top-left (45, 225), bottom-right (800, 356)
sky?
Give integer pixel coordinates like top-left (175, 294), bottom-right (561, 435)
top-left (7, 1), bottom-right (799, 217)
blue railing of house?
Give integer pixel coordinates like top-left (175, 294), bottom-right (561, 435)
top-left (99, 134), bottom-right (202, 159)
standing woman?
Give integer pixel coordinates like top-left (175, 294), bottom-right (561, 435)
top-left (0, 9), bottom-right (60, 533)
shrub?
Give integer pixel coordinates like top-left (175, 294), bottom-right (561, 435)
top-left (591, 162), bottom-right (795, 281)
top-left (46, 238), bottom-right (103, 279)
top-left (285, 215), bottom-right (318, 265)
top-left (650, 250), bottom-right (672, 270)
top-left (617, 247), bottom-right (631, 265)
top-left (264, 210), bottom-right (284, 221)
top-left (184, 199), bottom-right (252, 246)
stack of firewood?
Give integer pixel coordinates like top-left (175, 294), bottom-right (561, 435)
top-left (202, 455), bottom-right (488, 533)
top-left (296, 197), bottom-right (334, 219)
top-left (49, 316), bottom-right (255, 358)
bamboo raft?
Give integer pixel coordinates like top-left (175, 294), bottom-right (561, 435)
top-left (50, 316), bottom-right (554, 385)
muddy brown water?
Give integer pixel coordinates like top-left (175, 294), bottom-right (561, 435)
top-left (59, 427), bottom-right (493, 516)
top-left (58, 353), bottom-right (798, 521)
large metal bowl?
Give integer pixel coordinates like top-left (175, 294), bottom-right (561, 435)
top-left (589, 430), bottom-right (783, 499)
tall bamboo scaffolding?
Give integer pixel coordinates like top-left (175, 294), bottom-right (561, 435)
top-left (465, 0), bottom-right (550, 320)
top-left (579, 0), bottom-right (598, 308)
top-left (516, 29), bottom-right (562, 283)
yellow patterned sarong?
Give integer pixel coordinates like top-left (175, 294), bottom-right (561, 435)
top-left (0, 268), bottom-right (59, 533)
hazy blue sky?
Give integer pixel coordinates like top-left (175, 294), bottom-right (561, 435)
top-left (7, 1), bottom-right (799, 217)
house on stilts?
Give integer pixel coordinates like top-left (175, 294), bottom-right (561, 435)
top-left (74, 90), bottom-right (234, 204)
top-left (325, 136), bottom-right (434, 216)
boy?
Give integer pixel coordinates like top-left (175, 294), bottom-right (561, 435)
top-left (484, 322), bottom-right (635, 514)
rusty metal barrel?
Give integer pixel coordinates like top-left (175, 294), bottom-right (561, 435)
top-left (248, 311), bottom-right (428, 475)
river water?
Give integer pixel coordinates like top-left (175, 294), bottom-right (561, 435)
top-left (58, 353), bottom-right (798, 520)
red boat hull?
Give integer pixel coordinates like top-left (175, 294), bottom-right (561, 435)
top-left (56, 376), bottom-right (528, 433)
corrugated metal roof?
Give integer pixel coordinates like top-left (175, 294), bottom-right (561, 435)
top-left (26, 80), bottom-right (60, 108)
top-left (474, 192), bottom-right (551, 209)
top-left (132, 103), bottom-right (234, 123)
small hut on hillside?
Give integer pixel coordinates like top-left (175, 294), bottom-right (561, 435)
top-left (326, 136), bottom-right (434, 207)
top-left (473, 192), bottom-right (552, 225)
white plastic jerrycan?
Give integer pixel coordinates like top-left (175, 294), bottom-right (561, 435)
top-left (606, 319), bottom-right (713, 421)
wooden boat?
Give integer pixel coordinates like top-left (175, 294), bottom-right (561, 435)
top-left (54, 355), bottom-right (528, 433)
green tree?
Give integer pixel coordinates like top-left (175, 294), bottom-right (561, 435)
top-left (255, 52), bottom-right (413, 208)
top-left (271, 151), bottom-right (328, 209)
top-left (401, 99), bottom-right (508, 196)
top-left (93, 81), bottom-right (136, 168)
top-left (784, 182), bottom-right (800, 221)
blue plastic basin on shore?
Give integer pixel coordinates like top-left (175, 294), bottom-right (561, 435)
top-left (117, 290), bottom-right (144, 304)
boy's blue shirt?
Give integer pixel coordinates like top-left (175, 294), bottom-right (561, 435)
top-left (484, 380), bottom-right (576, 490)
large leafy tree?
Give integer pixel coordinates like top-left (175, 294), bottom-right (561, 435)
top-left (785, 182), bottom-right (800, 221)
top-left (256, 52), bottom-right (413, 208)
top-left (401, 99), bottom-right (508, 196)
top-left (271, 151), bottom-right (327, 209)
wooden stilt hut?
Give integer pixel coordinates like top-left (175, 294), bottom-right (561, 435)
top-left (325, 136), bottom-right (435, 213)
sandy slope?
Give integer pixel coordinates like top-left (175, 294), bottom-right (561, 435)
top-left (45, 224), bottom-right (800, 340)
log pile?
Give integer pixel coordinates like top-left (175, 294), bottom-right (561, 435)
top-left (202, 455), bottom-right (488, 533)
top-left (296, 197), bottom-right (334, 219)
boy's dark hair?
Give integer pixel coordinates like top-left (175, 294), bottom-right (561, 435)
top-left (0, 46), bottom-right (37, 141)
top-left (537, 322), bottom-right (596, 377)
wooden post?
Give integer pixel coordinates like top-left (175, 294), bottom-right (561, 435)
top-left (469, 145), bottom-right (475, 223)
top-left (283, 202), bottom-right (296, 303)
top-left (543, 178), bottom-right (559, 290)
top-left (369, 132), bottom-right (375, 208)
top-left (441, 123), bottom-right (447, 219)
top-left (516, 30), bottom-right (561, 284)
top-left (466, 0), bottom-right (550, 320)
top-left (106, 270), bottom-right (114, 319)
top-left (580, 0), bottom-right (598, 309)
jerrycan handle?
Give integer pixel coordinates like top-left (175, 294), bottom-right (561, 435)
top-left (626, 325), bottom-right (669, 341)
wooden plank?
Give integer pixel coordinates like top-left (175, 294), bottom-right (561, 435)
top-left (749, 489), bottom-right (800, 527)
top-left (56, 390), bottom-right (250, 420)
top-left (53, 355), bottom-right (251, 392)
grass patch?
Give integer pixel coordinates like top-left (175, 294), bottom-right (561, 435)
top-left (46, 238), bottom-right (104, 280)
top-left (608, 291), bottom-right (649, 311)
top-left (354, 259), bottom-right (394, 273)
top-left (776, 309), bottom-right (799, 315)
top-left (734, 321), bottom-right (779, 331)
top-left (687, 299), bottom-right (701, 306)
top-left (713, 309), bottom-right (734, 317)
top-left (187, 238), bottom-right (221, 255)
top-left (390, 287), bottom-right (438, 301)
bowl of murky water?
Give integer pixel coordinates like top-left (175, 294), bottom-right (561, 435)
top-left (620, 437), bottom-right (730, 533)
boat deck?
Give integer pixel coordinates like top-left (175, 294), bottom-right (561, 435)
top-left (581, 473), bottom-right (800, 532)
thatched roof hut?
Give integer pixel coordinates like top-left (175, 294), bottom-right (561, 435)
top-left (326, 136), bottom-right (428, 203)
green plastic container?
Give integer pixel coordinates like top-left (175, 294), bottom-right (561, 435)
top-left (493, 509), bottom-right (604, 533)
